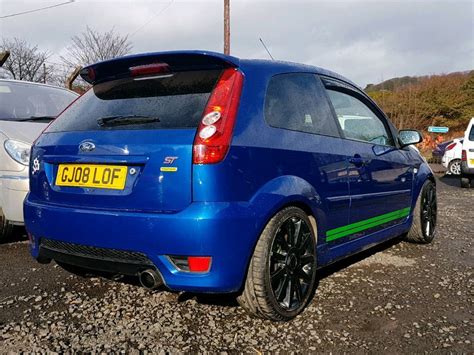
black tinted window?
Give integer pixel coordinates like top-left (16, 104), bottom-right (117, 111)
top-left (326, 89), bottom-right (394, 146)
top-left (47, 70), bottom-right (222, 132)
top-left (264, 73), bottom-right (339, 137)
top-left (469, 125), bottom-right (474, 141)
top-left (0, 82), bottom-right (77, 121)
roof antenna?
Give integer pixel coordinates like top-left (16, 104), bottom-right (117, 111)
top-left (259, 37), bottom-right (274, 60)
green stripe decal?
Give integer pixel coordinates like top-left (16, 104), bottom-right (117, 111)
top-left (326, 207), bottom-right (410, 242)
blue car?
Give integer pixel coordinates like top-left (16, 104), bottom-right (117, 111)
top-left (25, 51), bottom-right (437, 320)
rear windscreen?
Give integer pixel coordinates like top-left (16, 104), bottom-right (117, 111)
top-left (46, 69), bottom-right (222, 132)
top-left (0, 81), bottom-right (77, 121)
top-left (470, 125), bottom-right (474, 141)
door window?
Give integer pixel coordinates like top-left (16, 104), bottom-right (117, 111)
top-left (326, 89), bottom-right (394, 146)
top-left (265, 73), bottom-right (340, 137)
top-left (468, 125), bottom-right (474, 141)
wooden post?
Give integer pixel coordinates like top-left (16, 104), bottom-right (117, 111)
top-left (66, 66), bottom-right (82, 90)
top-left (0, 51), bottom-right (10, 67)
top-left (224, 0), bottom-right (230, 55)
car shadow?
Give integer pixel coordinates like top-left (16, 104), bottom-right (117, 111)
top-left (176, 236), bottom-right (403, 308)
top-left (315, 236), bottom-right (401, 280)
top-left (437, 174), bottom-right (461, 188)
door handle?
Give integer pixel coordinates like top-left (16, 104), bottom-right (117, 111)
top-left (349, 155), bottom-right (369, 167)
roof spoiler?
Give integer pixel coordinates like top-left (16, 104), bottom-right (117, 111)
top-left (80, 50), bottom-right (240, 85)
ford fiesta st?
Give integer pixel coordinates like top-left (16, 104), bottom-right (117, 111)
top-left (25, 51), bottom-right (437, 320)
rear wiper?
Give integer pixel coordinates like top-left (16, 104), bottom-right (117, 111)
top-left (97, 115), bottom-right (161, 127)
top-left (17, 116), bottom-right (56, 122)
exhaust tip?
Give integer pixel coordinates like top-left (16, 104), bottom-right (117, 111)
top-left (139, 269), bottom-right (163, 290)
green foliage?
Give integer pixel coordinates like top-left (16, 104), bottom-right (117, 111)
top-left (367, 71), bottom-right (474, 132)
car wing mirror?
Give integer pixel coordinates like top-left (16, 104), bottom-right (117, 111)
top-left (398, 129), bottom-right (423, 148)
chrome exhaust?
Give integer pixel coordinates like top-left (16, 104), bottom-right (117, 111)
top-left (139, 269), bottom-right (163, 290)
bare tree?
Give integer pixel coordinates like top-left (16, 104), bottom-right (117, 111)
top-left (61, 26), bottom-right (132, 68)
top-left (0, 38), bottom-right (52, 82)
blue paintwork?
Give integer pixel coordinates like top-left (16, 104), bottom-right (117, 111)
top-left (25, 51), bottom-right (434, 293)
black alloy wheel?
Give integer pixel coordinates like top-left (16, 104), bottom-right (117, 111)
top-left (420, 182), bottom-right (437, 239)
top-left (269, 216), bottom-right (315, 311)
top-left (405, 180), bottom-right (437, 244)
top-left (238, 207), bottom-right (318, 320)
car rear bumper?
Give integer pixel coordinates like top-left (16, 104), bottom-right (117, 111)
top-left (0, 174), bottom-right (28, 224)
top-left (24, 199), bottom-right (261, 293)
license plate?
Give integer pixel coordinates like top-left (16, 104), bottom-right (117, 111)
top-left (56, 164), bottom-right (128, 190)
top-left (470, 159), bottom-right (474, 165)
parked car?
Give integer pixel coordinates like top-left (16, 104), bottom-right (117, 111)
top-left (441, 138), bottom-right (463, 175)
top-left (432, 139), bottom-right (454, 163)
top-left (0, 80), bottom-right (78, 239)
top-left (25, 51), bottom-right (437, 321)
top-left (461, 117), bottom-right (474, 188)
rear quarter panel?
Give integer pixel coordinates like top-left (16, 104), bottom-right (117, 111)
top-left (193, 62), bottom-right (350, 250)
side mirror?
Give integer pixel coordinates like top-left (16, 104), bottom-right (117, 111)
top-left (398, 130), bottom-right (423, 147)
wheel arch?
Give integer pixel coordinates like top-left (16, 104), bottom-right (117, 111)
top-left (236, 175), bottom-right (323, 292)
top-left (248, 175), bottom-right (324, 239)
top-left (412, 162), bottom-right (436, 209)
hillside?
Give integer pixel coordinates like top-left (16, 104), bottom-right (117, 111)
top-left (365, 76), bottom-right (420, 92)
top-left (365, 71), bottom-right (474, 133)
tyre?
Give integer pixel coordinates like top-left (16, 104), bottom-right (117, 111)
top-left (460, 176), bottom-right (470, 188)
top-left (447, 159), bottom-right (461, 175)
top-left (0, 210), bottom-right (14, 241)
top-left (238, 207), bottom-right (318, 321)
top-left (405, 180), bottom-right (437, 244)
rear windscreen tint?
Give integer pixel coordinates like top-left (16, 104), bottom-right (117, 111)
top-left (46, 69), bottom-right (222, 132)
top-left (469, 125), bottom-right (474, 141)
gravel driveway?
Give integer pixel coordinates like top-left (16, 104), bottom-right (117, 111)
top-left (0, 174), bottom-right (472, 352)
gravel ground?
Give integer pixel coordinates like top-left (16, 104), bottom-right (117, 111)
top-left (0, 173), bottom-right (472, 353)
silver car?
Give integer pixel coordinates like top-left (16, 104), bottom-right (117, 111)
top-left (0, 80), bottom-right (78, 239)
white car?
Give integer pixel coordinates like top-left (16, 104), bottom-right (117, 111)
top-left (461, 117), bottom-right (474, 188)
top-left (0, 80), bottom-right (78, 239)
top-left (441, 137), bottom-right (464, 175)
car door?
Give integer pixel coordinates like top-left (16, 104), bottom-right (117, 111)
top-left (322, 78), bottom-right (413, 245)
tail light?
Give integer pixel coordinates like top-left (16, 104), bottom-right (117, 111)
top-left (193, 68), bottom-right (244, 164)
top-left (129, 63), bottom-right (170, 77)
top-left (462, 150), bottom-right (467, 161)
top-left (188, 256), bottom-right (212, 272)
top-left (168, 256), bottom-right (212, 273)
top-left (445, 142), bottom-right (457, 151)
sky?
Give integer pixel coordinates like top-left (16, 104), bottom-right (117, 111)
top-left (0, 0), bottom-right (473, 87)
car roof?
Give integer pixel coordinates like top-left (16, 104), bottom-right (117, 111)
top-left (239, 58), bottom-right (361, 90)
top-left (0, 79), bottom-right (78, 94)
top-left (82, 50), bottom-right (362, 90)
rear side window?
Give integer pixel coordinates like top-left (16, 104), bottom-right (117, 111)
top-left (47, 69), bottom-right (222, 132)
top-left (264, 73), bottom-right (339, 137)
top-left (326, 89), bottom-right (394, 146)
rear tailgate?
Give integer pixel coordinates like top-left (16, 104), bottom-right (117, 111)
top-left (30, 129), bottom-right (195, 213)
top-left (29, 52), bottom-right (237, 213)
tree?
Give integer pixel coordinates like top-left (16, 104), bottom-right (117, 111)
top-left (0, 38), bottom-right (52, 82)
top-left (61, 26), bottom-right (132, 68)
